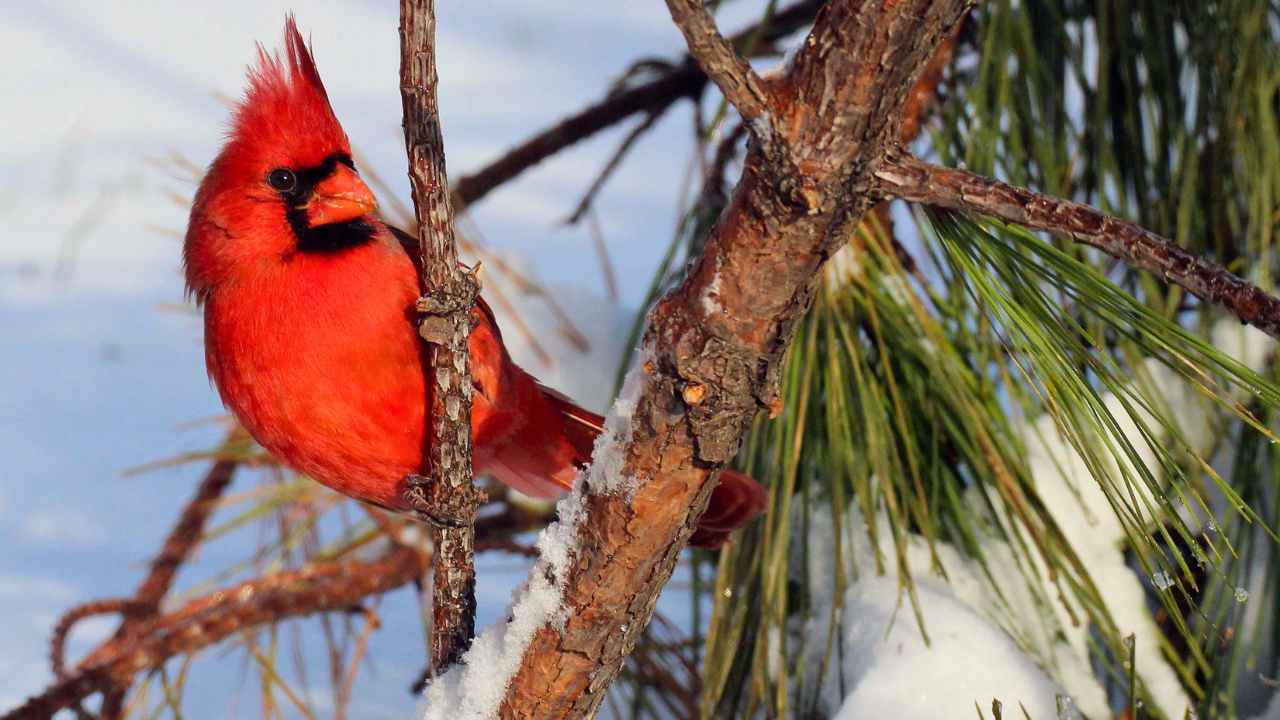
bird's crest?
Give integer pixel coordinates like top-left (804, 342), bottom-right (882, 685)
top-left (227, 16), bottom-right (349, 165)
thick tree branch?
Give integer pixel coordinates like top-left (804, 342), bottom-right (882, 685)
top-left (434, 2), bottom-right (973, 717)
top-left (450, 0), bottom-right (824, 209)
top-left (399, 0), bottom-right (483, 674)
top-left (874, 150), bottom-right (1280, 339)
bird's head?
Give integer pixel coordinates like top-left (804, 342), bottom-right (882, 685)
top-left (185, 17), bottom-right (378, 301)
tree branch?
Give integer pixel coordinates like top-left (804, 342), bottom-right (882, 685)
top-left (664, 0), bottom-right (775, 125)
top-left (4, 546), bottom-right (427, 720)
top-left (450, 0), bottom-right (824, 209)
top-left (51, 431), bottom-right (244, 717)
top-left (874, 150), bottom-right (1280, 339)
top-left (399, 0), bottom-right (484, 674)
top-left (416, 2), bottom-right (972, 717)
top-left (564, 110), bottom-right (661, 226)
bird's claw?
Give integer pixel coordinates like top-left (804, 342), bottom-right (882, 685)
top-left (416, 267), bottom-right (481, 345)
top-left (402, 473), bottom-right (482, 528)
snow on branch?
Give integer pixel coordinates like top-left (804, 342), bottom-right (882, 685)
top-left (421, 357), bottom-right (650, 719)
top-left (416, 1), bottom-right (974, 717)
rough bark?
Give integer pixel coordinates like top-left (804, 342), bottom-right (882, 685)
top-left (490, 2), bottom-right (972, 717)
top-left (874, 150), bottom-right (1280, 339)
top-left (399, 0), bottom-right (484, 674)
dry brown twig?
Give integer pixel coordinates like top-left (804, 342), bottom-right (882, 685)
top-left (7, 545), bottom-right (427, 720)
top-left (398, 0), bottom-right (485, 676)
top-left (46, 430), bottom-right (245, 718)
top-left (873, 150), bottom-right (1280, 339)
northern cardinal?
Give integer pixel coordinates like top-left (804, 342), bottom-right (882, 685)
top-left (183, 19), bottom-right (766, 548)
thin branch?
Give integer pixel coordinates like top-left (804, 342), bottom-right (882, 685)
top-left (663, 0), bottom-right (775, 125)
top-left (50, 599), bottom-right (133, 680)
top-left (127, 441), bottom-right (243, 617)
top-left (399, 0), bottom-right (484, 675)
top-left (5, 547), bottom-right (427, 720)
top-left (585, 211), bottom-right (621, 304)
top-left (874, 150), bottom-right (1280, 339)
top-left (450, 0), bottom-right (823, 209)
top-left (60, 432), bottom-right (244, 717)
top-left (565, 111), bottom-right (661, 226)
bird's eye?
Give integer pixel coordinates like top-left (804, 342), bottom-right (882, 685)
top-left (267, 168), bottom-right (298, 193)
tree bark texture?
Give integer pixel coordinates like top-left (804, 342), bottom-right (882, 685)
top-left (491, 2), bottom-right (973, 717)
top-left (399, 0), bottom-right (483, 674)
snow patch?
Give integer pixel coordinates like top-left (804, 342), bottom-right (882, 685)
top-left (420, 484), bottom-right (584, 720)
top-left (582, 348), bottom-right (651, 497)
top-left (829, 570), bottom-right (1065, 719)
top-left (421, 347), bottom-right (653, 718)
top-left (794, 506), bottom-right (1067, 718)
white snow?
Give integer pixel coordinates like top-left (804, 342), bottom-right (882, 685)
top-left (579, 347), bottom-right (651, 496)
top-left (420, 344), bottom-right (652, 718)
top-left (420, 488), bottom-right (581, 720)
top-left (829, 572), bottom-right (1065, 719)
top-left (996, 320), bottom-right (1275, 717)
top-left (794, 319), bottom-right (1275, 719)
top-left (793, 506), bottom-right (1067, 719)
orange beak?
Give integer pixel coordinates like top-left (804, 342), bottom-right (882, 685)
top-left (305, 164), bottom-right (377, 226)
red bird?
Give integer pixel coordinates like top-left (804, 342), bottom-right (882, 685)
top-left (184, 20), bottom-right (766, 548)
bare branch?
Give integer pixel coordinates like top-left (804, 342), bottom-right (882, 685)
top-left (6, 547), bottom-right (427, 720)
top-left (565, 111), bottom-right (661, 226)
top-left (664, 0), bottom-right (775, 126)
top-left (399, 0), bottom-right (484, 674)
top-left (56, 432), bottom-right (244, 717)
top-left (874, 150), bottom-right (1280, 339)
top-left (450, 0), bottom-right (824, 209)
top-left (127, 443), bottom-right (242, 617)
top-left (50, 599), bottom-right (133, 680)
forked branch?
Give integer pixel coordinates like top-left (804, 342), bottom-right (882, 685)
top-left (664, 0), bottom-right (775, 125)
top-left (455, 1), bottom-right (975, 717)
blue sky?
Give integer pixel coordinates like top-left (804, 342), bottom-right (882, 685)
top-left (0, 1), bottom-right (757, 714)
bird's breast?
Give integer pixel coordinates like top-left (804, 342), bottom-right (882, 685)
top-left (204, 237), bottom-right (429, 509)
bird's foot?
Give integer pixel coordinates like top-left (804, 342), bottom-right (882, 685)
top-left (416, 264), bottom-right (481, 345)
top-left (402, 473), bottom-right (485, 528)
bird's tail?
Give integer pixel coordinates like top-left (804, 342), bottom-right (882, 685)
top-left (539, 384), bottom-right (768, 549)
